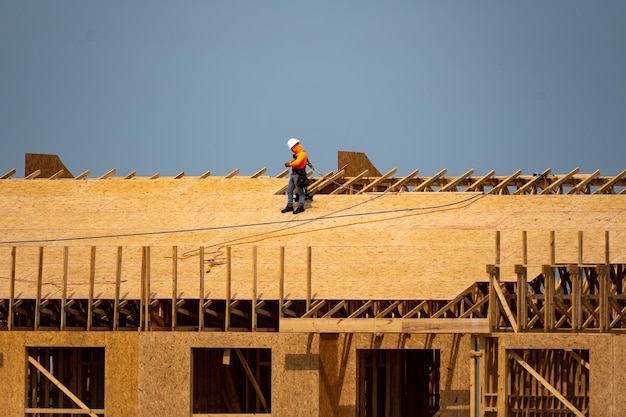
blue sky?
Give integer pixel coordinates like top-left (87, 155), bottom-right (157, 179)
top-left (1, 1), bottom-right (625, 178)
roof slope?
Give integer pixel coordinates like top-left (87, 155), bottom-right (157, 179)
top-left (2, 175), bottom-right (626, 301)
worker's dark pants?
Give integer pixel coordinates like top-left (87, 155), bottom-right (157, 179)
top-left (287, 173), bottom-right (305, 208)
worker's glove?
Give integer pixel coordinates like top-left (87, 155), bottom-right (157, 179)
top-left (284, 162), bottom-right (290, 167)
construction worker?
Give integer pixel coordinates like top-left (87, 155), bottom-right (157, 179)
top-left (281, 138), bottom-right (308, 214)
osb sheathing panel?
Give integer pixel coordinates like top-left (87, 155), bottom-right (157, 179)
top-left (319, 333), bottom-right (472, 417)
top-left (2, 178), bottom-right (626, 300)
top-left (0, 331), bottom-right (138, 417)
top-left (499, 333), bottom-right (626, 417)
top-left (137, 332), bottom-right (320, 417)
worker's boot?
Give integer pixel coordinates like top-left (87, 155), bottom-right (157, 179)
top-left (281, 205), bottom-right (293, 213)
top-left (293, 205), bottom-right (305, 214)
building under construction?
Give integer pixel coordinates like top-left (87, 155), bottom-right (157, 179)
top-left (1, 152), bottom-right (626, 417)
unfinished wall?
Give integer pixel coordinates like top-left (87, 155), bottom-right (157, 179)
top-left (137, 332), bottom-right (321, 417)
top-left (319, 333), bottom-right (473, 417)
top-left (499, 333), bottom-right (626, 417)
top-left (0, 331), bottom-right (138, 416)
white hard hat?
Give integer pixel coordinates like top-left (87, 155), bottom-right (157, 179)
top-left (287, 138), bottom-right (299, 149)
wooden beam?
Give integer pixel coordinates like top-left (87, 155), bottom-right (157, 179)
top-left (567, 169), bottom-right (600, 194)
top-left (61, 247), bottom-right (68, 330)
top-left (98, 169), bottom-right (116, 179)
top-left (199, 170), bottom-right (211, 179)
top-left (124, 171), bottom-right (136, 179)
top-left (225, 246), bottom-right (232, 330)
top-left (439, 168), bottom-right (475, 192)
top-left (275, 168), bottom-right (289, 178)
top-left (114, 247), bottom-right (122, 331)
top-left (490, 270), bottom-right (519, 332)
top-left (35, 247), bottom-right (43, 330)
top-left (357, 167), bottom-right (398, 194)
top-left (514, 168), bottom-right (551, 195)
top-left (75, 170), bottom-right (90, 180)
top-left (199, 246), bottom-right (205, 331)
top-left (234, 349), bottom-right (270, 413)
top-left (49, 169), bottom-right (65, 180)
top-left (466, 169), bottom-right (495, 192)
top-left (225, 168), bottom-right (240, 178)
top-left (250, 167), bottom-right (267, 178)
top-left (486, 169), bottom-right (522, 195)
top-left (509, 351), bottom-right (586, 417)
top-left (174, 171), bottom-right (185, 179)
top-left (412, 168), bottom-right (447, 192)
top-left (172, 246), bottom-right (178, 330)
top-left (252, 246), bottom-right (257, 331)
top-left (87, 247), bottom-right (95, 331)
top-left (540, 167), bottom-right (579, 194)
top-left (280, 318), bottom-right (489, 333)
top-left (308, 169), bottom-right (345, 194)
top-left (28, 356), bottom-right (100, 417)
top-left (329, 169), bottom-right (369, 194)
top-left (1, 168), bottom-right (16, 179)
top-left (594, 168), bottom-right (626, 194)
top-left (25, 169), bottom-right (41, 180)
top-left (8, 247), bottom-right (16, 330)
top-left (385, 168), bottom-right (419, 192)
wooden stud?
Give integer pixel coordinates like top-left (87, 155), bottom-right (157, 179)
top-left (49, 169), bottom-right (65, 180)
top-left (550, 231), bottom-right (556, 265)
top-left (174, 171), bottom-right (185, 179)
top-left (543, 265), bottom-right (554, 332)
top-left (571, 264), bottom-right (581, 331)
top-left (199, 170), bottom-right (211, 178)
top-left (61, 247), bottom-right (68, 330)
top-left (199, 246), bottom-right (205, 331)
top-left (114, 246), bottom-right (122, 331)
top-left (306, 247), bottom-right (312, 312)
top-left (225, 246), bottom-right (231, 331)
top-left (149, 172), bottom-right (160, 179)
top-left (144, 246), bottom-right (151, 331)
top-left (87, 246), bottom-right (95, 331)
top-left (234, 349), bottom-right (269, 413)
top-left (496, 340), bottom-right (508, 417)
top-left (252, 246), bottom-right (257, 332)
top-left (124, 171), bottom-right (136, 179)
top-left (605, 230), bottom-right (610, 265)
top-left (172, 246), bottom-right (178, 330)
top-left (8, 246), bottom-right (16, 330)
top-left (35, 246), bottom-right (43, 330)
top-left (278, 247), bottom-right (284, 319)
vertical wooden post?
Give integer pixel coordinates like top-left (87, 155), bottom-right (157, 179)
top-left (599, 264), bottom-right (609, 332)
top-left (171, 246), bottom-right (178, 330)
top-left (225, 246), bottom-right (231, 331)
top-left (496, 339), bottom-right (508, 417)
top-left (571, 264), bottom-right (581, 331)
top-left (488, 265), bottom-right (500, 332)
top-left (306, 246), bottom-right (312, 312)
top-left (114, 246), bottom-right (122, 331)
top-left (252, 246), bottom-right (257, 332)
top-left (543, 265), bottom-right (554, 332)
top-left (87, 246), bottom-right (96, 331)
top-left (61, 247), bottom-right (68, 330)
top-left (199, 246), bottom-right (205, 331)
top-left (550, 231), bottom-right (555, 264)
top-left (605, 230), bottom-right (610, 265)
top-left (144, 246), bottom-right (151, 331)
top-left (517, 231), bottom-right (528, 331)
top-left (495, 231), bottom-right (501, 265)
top-left (578, 231), bottom-right (584, 265)
top-left (8, 247), bottom-right (16, 330)
top-left (279, 247), bottom-right (285, 319)
top-left (35, 246), bottom-right (43, 331)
